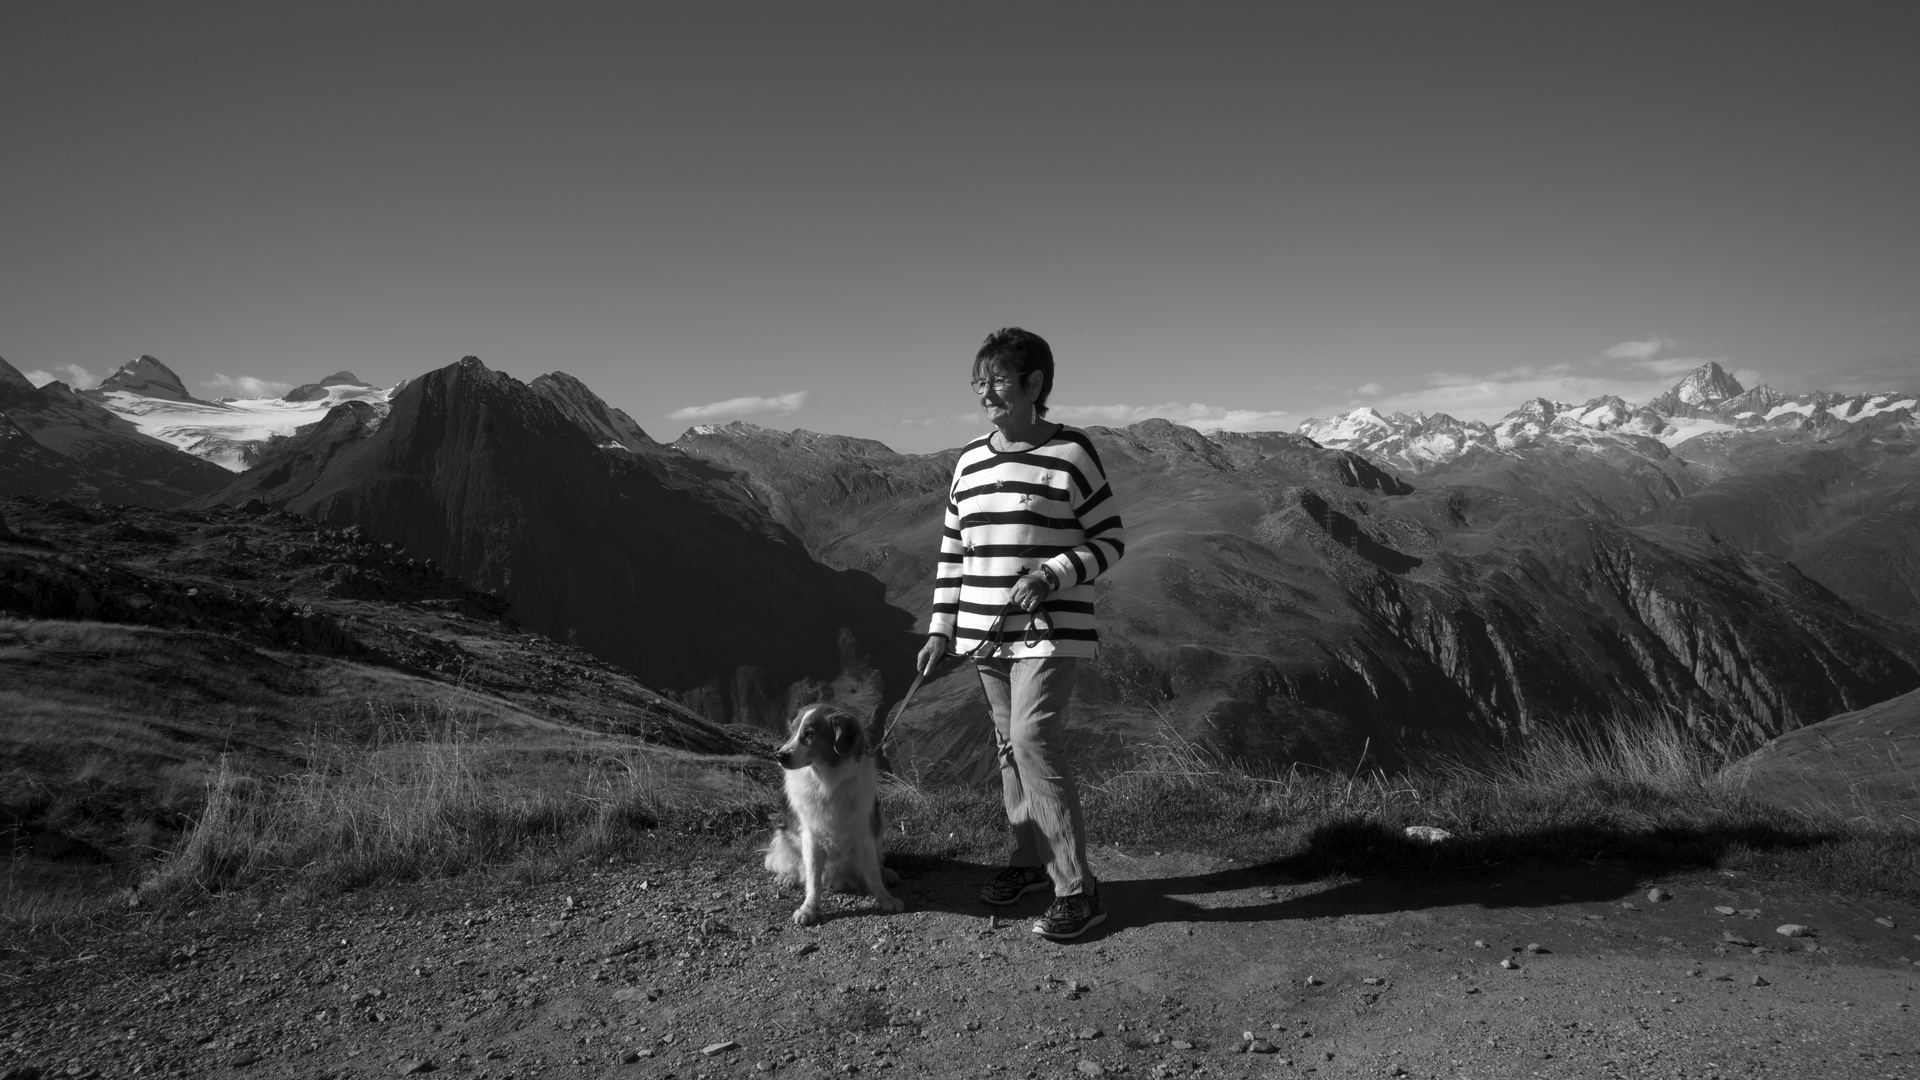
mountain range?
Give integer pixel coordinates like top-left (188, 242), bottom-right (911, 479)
top-left (3, 352), bottom-right (1916, 775)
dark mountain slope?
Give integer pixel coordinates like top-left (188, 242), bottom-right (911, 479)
top-left (677, 419), bottom-right (1918, 780)
top-left (205, 357), bottom-right (912, 725)
top-left (0, 357), bottom-right (231, 506)
top-left (1636, 412), bottom-right (1920, 628)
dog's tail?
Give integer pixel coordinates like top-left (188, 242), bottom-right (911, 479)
top-left (763, 827), bottom-right (802, 887)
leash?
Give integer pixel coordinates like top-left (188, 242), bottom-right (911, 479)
top-left (877, 599), bottom-right (1054, 762)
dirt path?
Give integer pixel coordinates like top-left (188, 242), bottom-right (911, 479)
top-left (5, 848), bottom-right (1918, 1079)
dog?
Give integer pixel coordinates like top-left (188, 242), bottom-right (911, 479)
top-left (763, 702), bottom-right (903, 926)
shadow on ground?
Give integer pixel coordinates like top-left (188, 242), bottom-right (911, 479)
top-left (882, 816), bottom-right (1841, 940)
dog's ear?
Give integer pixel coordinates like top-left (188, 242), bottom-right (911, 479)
top-left (831, 712), bottom-right (866, 760)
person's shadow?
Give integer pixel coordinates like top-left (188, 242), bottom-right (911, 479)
top-left (879, 816), bottom-right (1839, 941)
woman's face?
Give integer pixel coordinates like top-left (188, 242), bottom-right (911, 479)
top-left (974, 361), bottom-right (1042, 426)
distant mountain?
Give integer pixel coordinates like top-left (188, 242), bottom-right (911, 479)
top-left (94, 354), bottom-right (201, 402)
top-left (675, 418), bottom-right (1918, 781)
top-left (83, 355), bottom-right (394, 471)
top-left (1300, 363), bottom-right (1920, 626)
top-left (0, 355), bottom-right (232, 506)
top-left (204, 356), bottom-right (912, 727)
top-left (1298, 362), bottom-right (1915, 473)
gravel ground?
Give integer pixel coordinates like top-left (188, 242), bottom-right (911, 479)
top-left (5, 849), bottom-right (1918, 1079)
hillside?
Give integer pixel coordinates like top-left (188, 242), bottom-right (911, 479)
top-left (674, 419), bottom-right (1920, 782)
top-left (1723, 686), bottom-right (1920, 820)
top-left (0, 493), bottom-right (750, 880)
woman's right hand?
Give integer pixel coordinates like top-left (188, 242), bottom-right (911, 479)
top-left (916, 633), bottom-right (948, 676)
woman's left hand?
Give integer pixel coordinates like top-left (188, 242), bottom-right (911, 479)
top-left (1011, 571), bottom-right (1049, 612)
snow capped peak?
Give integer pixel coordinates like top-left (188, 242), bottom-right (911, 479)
top-left (1650, 361), bottom-right (1745, 414)
top-left (98, 355), bottom-right (199, 402)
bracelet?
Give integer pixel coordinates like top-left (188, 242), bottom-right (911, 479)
top-left (1037, 566), bottom-right (1059, 592)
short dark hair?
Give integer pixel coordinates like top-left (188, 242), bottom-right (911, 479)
top-left (973, 327), bottom-right (1055, 418)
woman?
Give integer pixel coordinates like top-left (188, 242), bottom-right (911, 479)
top-left (916, 327), bottom-right (1126, 940)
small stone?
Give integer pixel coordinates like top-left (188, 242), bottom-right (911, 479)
top-left (1499, 958), bottom-right (1518, 970)
top-left (230, 1053), bottom-right (260, 1067)
top-left (1524, 943), bottom-right (1548, 954)
top-left (1079, 1027), bottom-right (1100, 1040)
top-left (1721, 932), bottom-right (1755, 947)
top-left (701, 1041), bottom-right (739, 1056)
top-left (1464, 986), bottom-right (1480, 994)
top-left (620, 1051), bottom-right (640, 1064)
top-left (1473, 940), bottom-right (1488, 949)
top-left (1751, 975), bottom-right (1770, 987)
top-left (1304, 975), bottom-right (1323, 986)
top-left (1171, 1040), bottom-right (1194, 1050)
top-left (399, 1061), bottom-right (436, 1076)
top-left (1714, 906), bottom-right (1737, 916)
top-left (1403, 825), bottom-right (1451, 843)
top-left (1363, 976), bottom-right (1386, 986)
top-left (1647, 888), bottom-right (1673, 902)
top-left (1875, 916), bottom-right (1897, 929)
top-left (1389, 1066), bottom-right (1407, 1076)
top-left (1776, 924), bottom-right (1811, 938)
top-left (755, 1062), bottom-right (776, 1073)
top-left (1249, 1040), bottom-right (1277, 1054)
top-left (791, 942), bottom-right (818, 956)
top-left (1620, 901), bottom-right (1639, 911)
top-left (1076, 1062), bottom-right (1104, 1077)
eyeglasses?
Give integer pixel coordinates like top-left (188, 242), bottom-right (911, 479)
top-left (970, 375), bottom-right (1024, 395)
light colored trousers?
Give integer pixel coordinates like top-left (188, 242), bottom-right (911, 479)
top-left (975, 656), bottom-right (1093, 898)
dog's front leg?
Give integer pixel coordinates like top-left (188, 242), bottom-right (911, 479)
top-left (792, 827), bottom-right (824, 926)
top-left (865, 803), bottom-right (904, 913)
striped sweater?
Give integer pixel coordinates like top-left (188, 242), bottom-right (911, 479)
top-left (928, 425), bottom-right (1126, 659)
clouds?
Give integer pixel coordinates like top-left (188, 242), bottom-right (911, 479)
top-left (23, 363), bottom-right (97, 389)
top-left (665, 391), bottom-right (809, 422)
top-left (1354, 382), bottom-right (1383, 396)
top-left (1600, 335), bottom-right (1676, 361)
top-left (1049, 401), bottom-right (1294, 433)
top-left (202, 373), bottom-right (294, 398)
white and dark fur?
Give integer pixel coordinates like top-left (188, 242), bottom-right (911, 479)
top-left (763, 703), bottom-right (903, 926)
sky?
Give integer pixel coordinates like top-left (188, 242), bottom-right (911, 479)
top-left (3, 4), bottom-right (1915, 454)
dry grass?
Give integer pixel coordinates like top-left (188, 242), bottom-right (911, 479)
top-left (137, 701), bottom-right (779, 907)
top-left (1074, 720), bottom-right (1920, 902)
top-left (12, 705), bottom-right (1917, 944)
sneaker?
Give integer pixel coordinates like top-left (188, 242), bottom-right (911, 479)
top-left (978, 865), bottom-right (1050, 906)
top-left (1031, 891), bottom-right (1107, 940)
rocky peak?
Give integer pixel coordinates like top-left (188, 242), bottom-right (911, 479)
top-left (320, 371), bottom-right (370, 387)
top-left (528, 372), bottom-right (657, 452)
top-left (97, 355), bottom-right (197, 402)
top-left (1648, 361), bottom-right (1745, 416)
top-left (0, 356), bottom-right (42, 405)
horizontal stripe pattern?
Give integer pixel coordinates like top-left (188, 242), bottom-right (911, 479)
top-left (927, 425), bottom-right (1126, 659)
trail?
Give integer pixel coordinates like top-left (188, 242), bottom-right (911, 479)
top-left (5, 851), bottom-right (1918, 1079)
